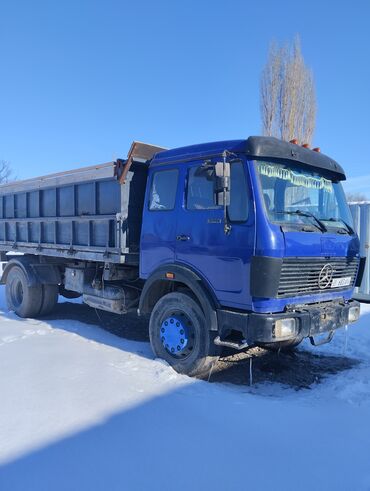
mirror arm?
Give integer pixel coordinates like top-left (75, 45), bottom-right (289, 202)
top-left (222, 151), bottom-right (232, 235)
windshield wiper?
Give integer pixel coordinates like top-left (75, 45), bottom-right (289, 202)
top-left (321, 217), bottom-right (355, 235)
top-left (274, 210), bottom-right (328, 233)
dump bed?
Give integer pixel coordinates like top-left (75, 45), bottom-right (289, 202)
top-left (0, 143), bottom-right (164, 264)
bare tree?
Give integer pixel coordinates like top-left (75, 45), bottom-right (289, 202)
top-left (0, 160), bottom-right (13, 184)
top-left (260, 36), bottom-right (316, 145)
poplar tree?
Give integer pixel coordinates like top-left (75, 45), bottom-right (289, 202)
top-left (260, 36), bottom-right (316, 145)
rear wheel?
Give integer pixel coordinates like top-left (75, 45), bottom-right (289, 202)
top-left (149, 292), bottom-right (220, 377)
top-left (6, 266), bottom-right (43, 318)
top-left (39, 284), bottom-right (59, 316)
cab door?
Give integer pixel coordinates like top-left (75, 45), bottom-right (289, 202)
top-left (140, 166), bottom-right (179, 277)
top-left (175, 158), bottom-right (255, 310)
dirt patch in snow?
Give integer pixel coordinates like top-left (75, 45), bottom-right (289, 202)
top-left (207, 348), bottom-right (360, 389)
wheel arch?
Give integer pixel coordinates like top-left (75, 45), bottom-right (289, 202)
top-left (139, 264), bottom-right (219, 331)
top-left (1, 256), bottom-right (61, 287)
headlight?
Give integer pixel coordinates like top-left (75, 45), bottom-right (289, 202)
top-left (348, 305), bottom-right (360, 323)
top-left (274, 318), bottom-right (297, 339)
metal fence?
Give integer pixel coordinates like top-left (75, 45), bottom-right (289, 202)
top-left (350, 203), bottom-right (370, 301)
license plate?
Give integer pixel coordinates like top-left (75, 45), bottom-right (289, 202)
top-left (331, 276), bottom-right (351, 288)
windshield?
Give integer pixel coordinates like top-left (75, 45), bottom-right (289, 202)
top-left (255, 160), bottom-right (354, 232)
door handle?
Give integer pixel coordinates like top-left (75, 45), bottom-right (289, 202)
top-left (176, 235), bottom-right (191, 241)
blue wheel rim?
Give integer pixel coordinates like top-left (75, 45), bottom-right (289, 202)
top-left (160, 311), bottom-right (195, 358)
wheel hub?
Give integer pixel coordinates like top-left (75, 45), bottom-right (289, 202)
top-left (160, 316), bottom-right (189, 355)
top-left (13, 280), bottom-right (24, 307)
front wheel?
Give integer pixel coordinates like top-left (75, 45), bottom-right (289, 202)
top-left (149, 292), bottom-right (220, 377)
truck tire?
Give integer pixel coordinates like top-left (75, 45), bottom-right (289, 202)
top-left (6, 266), bottom-right (43, 318)
top-left (149, 292), bottom-right (221, 377)
top-left (39, 285), bottom-right (59, 316)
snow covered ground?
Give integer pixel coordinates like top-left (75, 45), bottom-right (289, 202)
top-left (0, 287), bottom-right (370, 491)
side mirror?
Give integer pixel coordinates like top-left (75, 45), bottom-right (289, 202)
top-left (214, 161), bottom-right (231, 206)
top-left (215, 162), bottom-right (230, 178)
top-left (216, 189), bottom-right (230, 206)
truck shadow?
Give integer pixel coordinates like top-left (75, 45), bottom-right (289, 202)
top-left (47, 300), bottom-right (360, 391)
top-left (52, 299), bottom-right (150, 342)
top-left (2, 374), bottom-right (365, 491)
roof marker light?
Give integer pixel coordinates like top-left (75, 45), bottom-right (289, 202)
top-left (302, 143), bottom-right (310, 148)
top-left (313, 147), bottom-right (321, 152)
top-left (289, 139), bottom-right (298, 144)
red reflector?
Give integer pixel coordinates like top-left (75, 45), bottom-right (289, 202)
top-left (165, 272), bottom-right (175, 279)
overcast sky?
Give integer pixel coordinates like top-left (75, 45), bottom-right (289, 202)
top-left (0, 0), bottom-right (369, 186)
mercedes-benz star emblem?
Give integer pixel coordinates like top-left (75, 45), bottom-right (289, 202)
top-left (318, 264), bottom-right (334, 289)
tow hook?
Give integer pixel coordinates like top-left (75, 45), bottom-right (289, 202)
top-left (309, 330), bottom-right (335, 346)
top-left (214, 336), bottom-right (249, 350)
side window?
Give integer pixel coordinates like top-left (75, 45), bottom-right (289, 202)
top-left (228, 161), bottom-right (249, 222)
top-left (149, 169), bottom-right (178, 211)
top-left (187, 166), bottom-right (220, 210)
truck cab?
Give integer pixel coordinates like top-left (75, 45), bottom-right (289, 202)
top-left (139, 137), bottom-right (363, 375)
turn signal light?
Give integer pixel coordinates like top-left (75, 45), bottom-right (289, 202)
top-left (348, 305), bottom-right (360, 323)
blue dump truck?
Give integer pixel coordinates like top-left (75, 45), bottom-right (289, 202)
top-left (0, 137), bottom-right (365, 376)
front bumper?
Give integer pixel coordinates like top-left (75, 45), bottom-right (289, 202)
top-left (217, 299), bottom-right (360, 345)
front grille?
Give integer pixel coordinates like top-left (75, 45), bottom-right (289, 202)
top-left (277, 257), bottom-right (359, 298)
